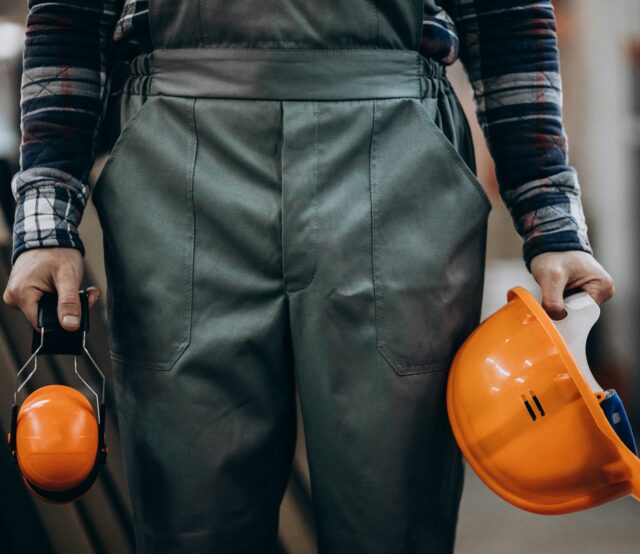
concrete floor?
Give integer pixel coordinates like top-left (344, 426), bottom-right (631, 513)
top-left (456, 465), bottom-right (640, 554)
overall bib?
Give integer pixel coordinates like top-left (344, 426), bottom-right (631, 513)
top-left (92, 1), bottom-right (492, 552)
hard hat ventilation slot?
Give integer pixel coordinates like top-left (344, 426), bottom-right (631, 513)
top-left (531, 392), bottom-right (546, 416)
top-left (522, 397), bottom-right (537, 421)
top-left (521, 392), bottom-right (546, 421)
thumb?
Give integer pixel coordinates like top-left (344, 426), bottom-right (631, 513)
top-left (539, 268), bottom-right (568, 321)
top-left (54, 275), bottom-right (82, 332)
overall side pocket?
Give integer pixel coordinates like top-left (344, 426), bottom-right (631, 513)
top-left (370, 97), bottom-right (489, 376)
top-left (94, 96), bottom-right (198, 371)
top-left (414, 92), bottom-right (492, 213)
top-left (93, 94), bottom-right (156, 204)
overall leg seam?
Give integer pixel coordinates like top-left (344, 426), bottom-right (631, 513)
top-left (284, 101), bottom-right (320, 295)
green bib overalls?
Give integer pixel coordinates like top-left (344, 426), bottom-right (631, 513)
top-left (92, 0), bottom-right (492, 552)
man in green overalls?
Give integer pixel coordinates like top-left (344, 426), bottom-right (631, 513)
top-left (4, 0), bottom-right (615, 552)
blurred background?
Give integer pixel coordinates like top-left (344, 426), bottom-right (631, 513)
top-left (0, 1), bottom-right (638, 552)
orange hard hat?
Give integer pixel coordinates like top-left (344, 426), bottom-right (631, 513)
top-left (9, 385), bottom-right (105, 503)
top-left (447, 286), bottom-right (640, 515)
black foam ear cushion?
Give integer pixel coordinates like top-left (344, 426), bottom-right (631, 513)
top-left (23, 457), bottom-right (102, 504)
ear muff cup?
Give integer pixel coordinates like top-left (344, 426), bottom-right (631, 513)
top-left (22, 459), bottom-right (102, 504)
top-left (11, 384), bottom-right (103, 503)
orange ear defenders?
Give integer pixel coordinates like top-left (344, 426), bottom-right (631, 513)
top-left (447, 286), bottom-right (640, 515)
top-left (7, 291), bottom-right (107, 503)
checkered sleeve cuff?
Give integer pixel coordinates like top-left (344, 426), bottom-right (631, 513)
top-left (11, 168), bottom-right (88, 266)
top-left (504, 170), bottom-right (593, 270)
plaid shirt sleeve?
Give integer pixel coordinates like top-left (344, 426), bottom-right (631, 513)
top-left (12, 0), bottom-right (592, 270)
top-left (447, 0), bottom-right (593, 268)
top-left (10, 0), bottom-right (121, 265)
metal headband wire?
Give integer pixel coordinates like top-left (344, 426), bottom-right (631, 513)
top-left (14, 327), bottom-right (106, 424)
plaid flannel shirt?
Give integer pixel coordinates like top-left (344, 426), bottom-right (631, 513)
top-left (11, 0), bottom-right (592, 267)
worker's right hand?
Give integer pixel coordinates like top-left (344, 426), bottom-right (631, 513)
top-left (3, 247), bottom-right (100, 332)
top-left (530, 250), bottom-right (615, 320)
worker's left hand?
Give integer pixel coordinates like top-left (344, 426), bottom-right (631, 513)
top-left (530, 250), bottom-right (615, 320)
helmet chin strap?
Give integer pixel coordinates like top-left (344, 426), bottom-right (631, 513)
top-left (552, 291), bottom-right (603, 394)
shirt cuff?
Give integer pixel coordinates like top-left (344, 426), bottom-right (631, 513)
top-left (11, 169), bottom-right (88, 265)
top-left (522, 231), bottom-right (592, 271)
top-left (503, 170), bottom-right (593, 270)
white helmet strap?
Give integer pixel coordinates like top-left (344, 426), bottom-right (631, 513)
top-left (552, 291), bottom-right (603, 394)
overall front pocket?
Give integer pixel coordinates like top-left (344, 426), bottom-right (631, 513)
top-left (93, 96), bottom-right (198, 371)
top-left (369, 97), bottom-right (490, 376)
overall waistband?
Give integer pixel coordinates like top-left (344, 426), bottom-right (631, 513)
top-left (123, 48), bottom-right (447, 100)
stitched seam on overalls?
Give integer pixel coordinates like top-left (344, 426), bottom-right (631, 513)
top-left (285, 101), bottom-right (320, 294)
top-left (125, 93), bottom-right (423, 103)
top-left (369, 99), bottom-right (382, 360)
top-left (183, 97), bottom-right (198, 363)
top-left (150, 47), bottom-right (423, 54)
top-left (280, 101), bottom-right (286, 293)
